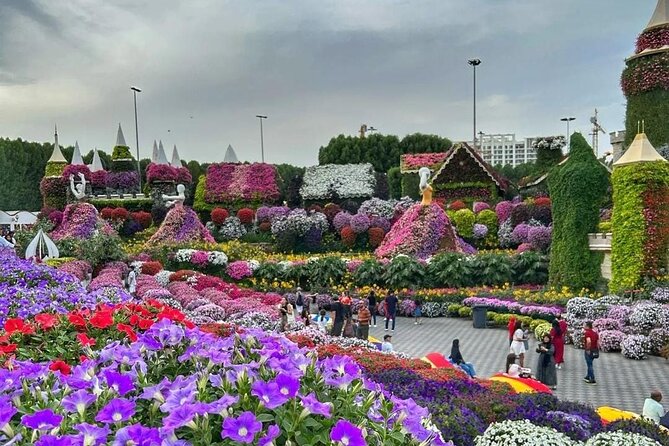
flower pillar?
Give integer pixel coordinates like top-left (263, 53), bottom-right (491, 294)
top-left (610, 132), bottom-right (669, 292)
top-left (622, 0), bottom-right (669, 149)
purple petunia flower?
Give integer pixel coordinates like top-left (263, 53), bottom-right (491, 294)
top-left (204, 394), bottom-right (239, 416)
top-left (34, 434), bottom-right (77, 446)
top-left (0, 397), bottom-right (17, 428)
top-left (74, 423), bottom-right (110, 446)
top-left (300, 393), bottom-right (332, 418)
top-left (62, 389), bottom-right (97, 416)
top-left (21, 409), bottom-right (63, 431)
top-left (112, 423), bottom-right (161, 446)
top-left (273, 374), bottom-right (299, 399)
top-left (258, 424), bottom-right (281, 446)
top-left (251, 380), bottom-right (289, 410)
top-left (95, 398), bottom-right (135, 424)
top-left (161, 403), bottom-right (206, 431)
top-left (103, 370), bottom-right (135, 396)
top-left (160, 385), bottom-right (197, 412)
top-left (330, 420), bottom-right (365, 446)
top-left (221, 411), bottom-right (262, 444)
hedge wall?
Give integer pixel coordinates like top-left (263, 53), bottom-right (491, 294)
top-left (610, 161), bottom-right (669, 291)
top-left (624, 89), bottom-right (669, 149)
top-left (548, 133), bottom-right (609, 290)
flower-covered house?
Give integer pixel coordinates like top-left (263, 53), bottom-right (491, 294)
top-left (399, 143), bottom-right (509, 204)
top-left (299, 163), bottom-right (377, 206)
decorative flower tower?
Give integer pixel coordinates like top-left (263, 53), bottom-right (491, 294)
top-left (622, 0), bottom-right (669, 149)
top-left (610, 131), bottom-right (669, 292)
top-left (107, 124), bottom-right (139, 194)
top-left (39, 126), bottom-right (69, 210)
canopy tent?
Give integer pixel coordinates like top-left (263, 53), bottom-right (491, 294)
top-left (0, 211), bottom-right (38, 230)
top-left (24, 229), bottom-right (59, 260)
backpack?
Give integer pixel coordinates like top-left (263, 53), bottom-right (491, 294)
top-left (296, 292), bottom-right (304, 306)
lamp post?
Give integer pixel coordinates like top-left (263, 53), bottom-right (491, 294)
top-left (560, 117), bottom-right (575, 150)
top-left (131, 86), bottom-right (142, 193)
top-left (256, 115), bottom-right (267, 163)
top-left (468, 59), bottom-right (482, 149)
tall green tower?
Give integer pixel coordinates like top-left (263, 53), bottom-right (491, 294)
top-left (622, 0), bottom-right (669, 148)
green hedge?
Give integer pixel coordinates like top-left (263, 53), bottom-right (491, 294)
top-left (548, 133), bottom-right (609, 290)
top-left (387, 167), bottom-right (402, 199)
top-left (89, 198), bottom-right (153, 212)
top-left (400, 173), bottom-right (421, 200)
top-left (610, 161), bottom-right (669, 291)
top-left (624, 79), bottom-right (669, 149)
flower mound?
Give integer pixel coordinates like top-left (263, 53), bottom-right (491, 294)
top-left (0, 321), bottom-right (446, 446)
top-left (376, 203), bottom-right (460, 259)
top-left (148, 205), bottom-right (214, 245)
top-left (475, 420), bottom-right (575, 446)
top-left (51, 203), bottom-right (115, 241)
top-left (586, 431), bottom-right (663, 446)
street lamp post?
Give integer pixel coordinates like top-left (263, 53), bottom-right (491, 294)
top-left (256, 115), bottom-right (267, 162)
top-left (560, 117), bottom-right (575, 150)
top-left (468, 59), bottom-right (482, 150)
top-left (131, 86), bottom-right (142, 193)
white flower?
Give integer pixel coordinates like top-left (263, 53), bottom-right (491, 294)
top-left (154, 270), bottom-right (173, 287)
top-left (586, 431), bottom-right (662, 446)
top-left (174, 249), bottom-right (196, 263)
top-left (300, 163), bottom-right (376, 200)
top-left (219, 217), bottom-right (246, 240)
top-left (475, 420), bottom-right (575, 446)
top-left (208, 251), bottom-right (228, 266)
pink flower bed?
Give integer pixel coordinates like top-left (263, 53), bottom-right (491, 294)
top-left (400, 153), bottom-right (448, 171)
top-left (226, 261), bottom-right (254, 280)
top-left (52, 203), bottom-right (115, 241)
top-left (146, 163), bottom-right (178, 183)
top-left (88, 262), bottom-right (128, 292)
top-left (148, 205), bottom-right (215, 245)
top-left (57, 260), bottom-right (92, 281)
top-left (204, 163), bottom-right (280, 203)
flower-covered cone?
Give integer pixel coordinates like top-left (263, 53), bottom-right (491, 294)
top-left (52, 203), bottom-right (116, 240)
top-left (148, 205), bottom-right (214, 245)
top-left (375, 203), bottom-right (461, 259)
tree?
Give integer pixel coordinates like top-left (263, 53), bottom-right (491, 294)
top-left (275, 164), bottom-right (305, 203)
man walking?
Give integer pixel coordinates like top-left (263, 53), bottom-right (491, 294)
top-left (384, 292), bottom-right (398, 332)
top-left (356, 301), bottom-right (371, 341)
top-left (295, 287), bottom-right (305, 316)
top-left (583, 321), bottom-right (599, 384)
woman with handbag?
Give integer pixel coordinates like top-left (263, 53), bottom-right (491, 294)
top-left (583, 321), bottom-right (599, 384)
top-left (536, 334), bottom-right (557, 390)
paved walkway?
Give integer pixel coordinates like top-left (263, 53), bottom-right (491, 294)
top-left (369, 316), bottom-right (669, 413)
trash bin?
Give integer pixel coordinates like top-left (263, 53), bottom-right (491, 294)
top-left (472, 305), bottom-right (488, 329)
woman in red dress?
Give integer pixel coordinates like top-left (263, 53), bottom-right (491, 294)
top-left (550, 319), bottom-right (565, 369)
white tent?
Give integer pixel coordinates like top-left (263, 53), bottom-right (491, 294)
top-left (171, 145), bottom-right (182, 168)
top-left (90, 148), bottom-right (104, 172)
top-left (71, 141), bottom-right (84, 165)
top-left (116, 123), bottom-right (127, 147)
top-left (48, 125), bottom-right (67, 163)
top-left (0, 210), bottom-right (38, 230)
top-left (152, 140), bottom-right (159, 163)
top-left (223, 144), bottom-right (239, 163)
top-left (156, 140), bottom-right (170, 165)
top-left (25, 229), bottom-right (59, 260)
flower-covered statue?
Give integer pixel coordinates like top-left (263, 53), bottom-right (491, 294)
top-left (69, 172), bottom-right (87, 200)
top-left (419, 167), bottom-right (432, 206)
top-left (162, 183), bottom-right (186, 208)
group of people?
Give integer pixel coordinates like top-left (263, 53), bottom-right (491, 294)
top-left (0, 229), bottom-right (16, 249)
top-left (506, 315), bottom-right (600, 390)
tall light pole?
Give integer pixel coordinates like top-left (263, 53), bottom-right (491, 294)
top-left (256, 115), bottom-right (267, 162)
top-left (560, 117), bottom-right (575, 150)
top-left (131, 86), bottom-right (142, 193)
top-left (468, 59), bottom-right (482, 150)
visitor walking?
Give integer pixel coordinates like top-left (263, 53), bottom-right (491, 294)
top-left (509, 321), bottom-right (526, 367)
top-left (384, 292), bottom-right (398, 332)
top-left (413, 298), bottom-right (423, 325)
top-left (308, 293), bottom-right (319, 314)
top-left (507, 316), bottom-right (517, 346)
top-left (357, 301), bottom-right (371, 340)
top-left (368, 290), bottom-right (377, 327)
top-left (300, 308), bottom-right (311, 327)
top-left (295, 287), bottom-right (305, 316)
top-left (342, 314), bottom-right (356, 338)
top-left (314, 309), bottom-right (329, 333)
top-left (583, 321), bottom-right (599, 384)
top-left (330, 296), bottom-right (345, 336)
top-left (126, 269), bottom-right (137, 295)
top-left (522, 322), bottom-right (530, 351)
top-left (381, 334), bottom-right (393, 352)
top-left (536, 334), bottom-right (557, 389)
top-left (449, 339), bottom-right (476, 378)
top-left (550, 319), bottom-right (565, 369)
top-left (340, 293), bottom-right (353, 319)
top-left (642, 391), bottom-right (665, 425)
top-left (279, 297), bottom-right (292, 332)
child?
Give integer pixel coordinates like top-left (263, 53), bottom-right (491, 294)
top-left (314, 310), bottom-right (329, 333)
top-left (381, 334), bottom-right (394, 353)
top-left (413, 299), bottom-right (423, 325)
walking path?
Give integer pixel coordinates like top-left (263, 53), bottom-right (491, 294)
top-left (369, 316), bottom-right (669, 413)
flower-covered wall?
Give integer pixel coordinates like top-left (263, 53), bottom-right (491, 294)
top-left (610, 161), bottom-right (669, 291)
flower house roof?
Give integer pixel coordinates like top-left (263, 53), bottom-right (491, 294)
top-left (48, 125), bottom-right (67, 163)
top-left (647, 0), bottom-right (669, 30)
top-left (432, 143), bottom-right (509, 191)
top-left (71, 141), bottom-right (84, 165)
top-left (170, 145), bottom-right (182, 168)
top-left (152, 140), bottom-right (159, 163)
top-left (400, 152), bottom-right (449, 173)
top-left (115, 123), bottom-right (127, 147)
top-left (90, 148), bottom-right (104, 172)
top-left (224, 144), bottom-right (239, 163)
top-left (613, 132), bottom-right (667, 167)
top-left (300, 163), bottom-right (376, 200)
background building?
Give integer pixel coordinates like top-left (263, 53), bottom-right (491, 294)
top-left (472, 134), bottom-right (538, 167)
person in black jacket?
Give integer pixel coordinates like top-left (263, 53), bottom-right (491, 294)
top-left (368, 290), bottom-right (377, 327)
top-left (449, 339), bottom-right (476, 378)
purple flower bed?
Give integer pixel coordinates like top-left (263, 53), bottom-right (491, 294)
top-left (462, 297), bottom-right (563, 319)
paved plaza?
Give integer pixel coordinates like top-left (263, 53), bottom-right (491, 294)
top-left (369, 316), bottom-right (669, 413)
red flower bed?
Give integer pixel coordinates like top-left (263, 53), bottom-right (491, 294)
top-left (237, 208), bottom-right (255, 224)
top-left (141, 261), bottom-right (163, 275)
top-left (0, 302), bottom-right (192, 366)
top-left (315, 344), bottom-right (431, 374)
top-left (341, 226), bottom-right (356, 248)
top-left (211, 207), bottom-right (229, 225)
top-left (131, 211), bottom-right (152, 229)
top-left (449, 200), bottom-right (466, 211)
top-left (111, 207), bottom-right (130, 221)
top-left (368, 227), bottom-right (386, 248)
top-left (534, 197), bottom-right (551, 207)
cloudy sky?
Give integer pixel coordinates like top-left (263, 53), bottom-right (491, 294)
top-left (0, 0), bottom-right (656, 165)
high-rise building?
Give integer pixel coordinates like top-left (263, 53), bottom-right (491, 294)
top-left (473, 134), bottom-right (538, 167)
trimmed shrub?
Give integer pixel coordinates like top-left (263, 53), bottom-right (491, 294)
top-left (237, 208), bottom-right (255, 225)
top-left (368, 227), bottom-right (385, 248)
top-left (341, 226), bottom-right (356, 248)
top-left (452, 209), bottom-right (476, 238)
top-left (211, 208), bottom-right (229, 225)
